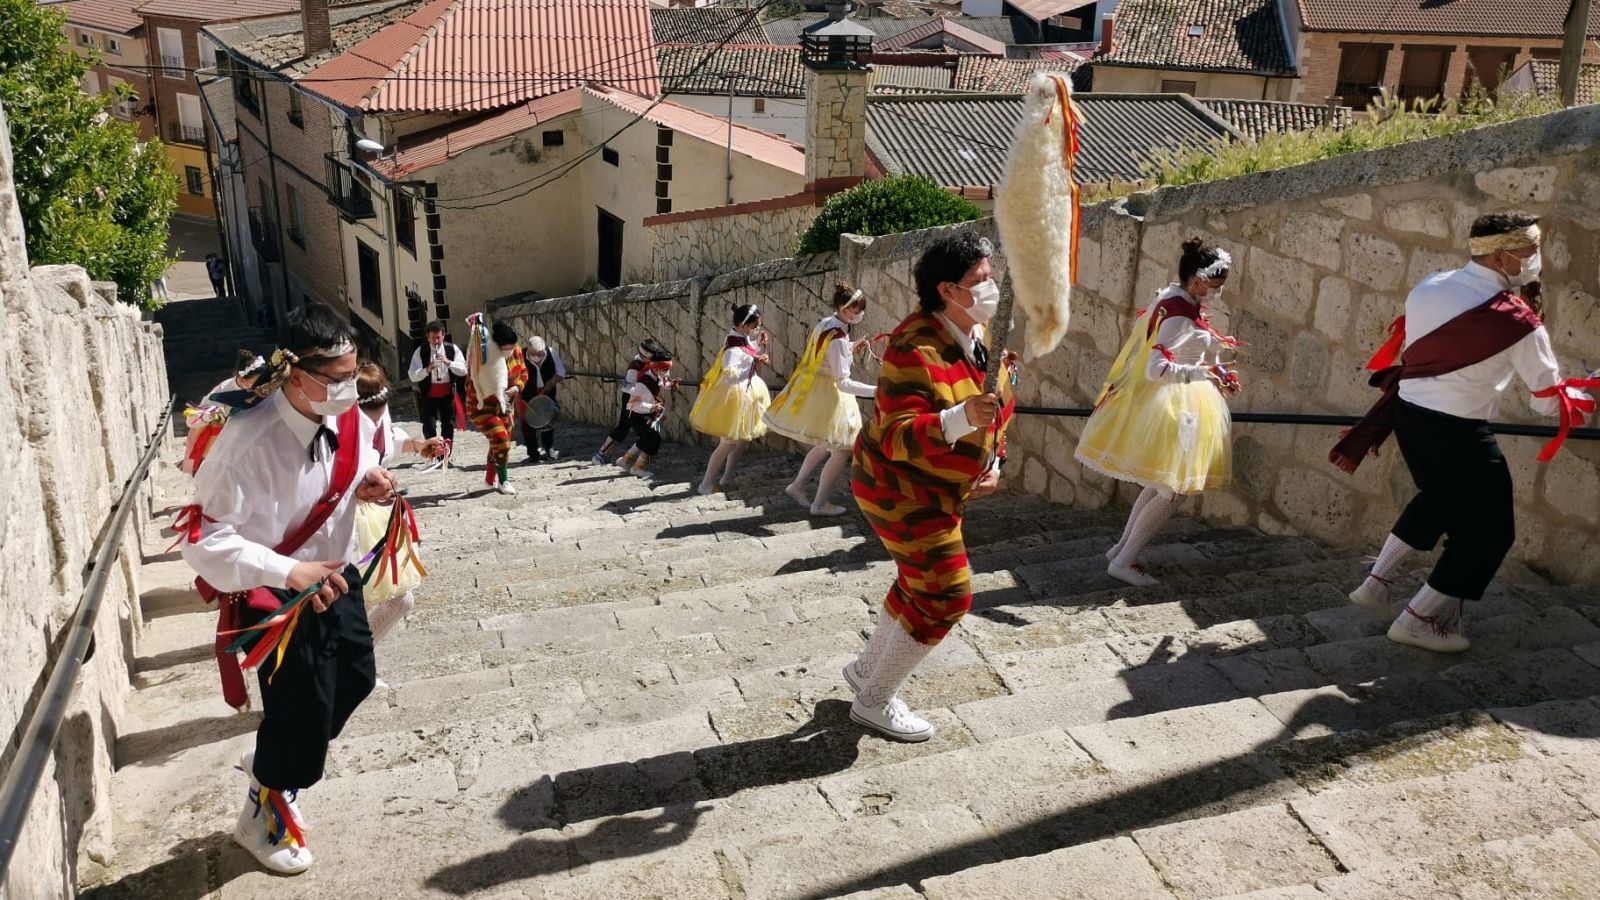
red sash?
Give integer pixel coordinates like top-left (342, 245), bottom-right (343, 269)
top-left (194, 405), bottom-right (365, 709)
top-left (1330, 291), bottom-right (1539, 473)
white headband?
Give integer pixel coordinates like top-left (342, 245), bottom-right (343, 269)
top-left (1469, 225), bottom-right (1540, 256)
top-left (736, 305), bottom-right (759, 326)
top-left (240, 357), bottom-right (267, 376)
top-left (298, 338), bottom-right (357, 359)
top-left (358, 385), bottom-right (390, 406)
top-left (848, 289), bottom-right (864, 304)
top-left (1196, 248), bottom-right (1232, 280)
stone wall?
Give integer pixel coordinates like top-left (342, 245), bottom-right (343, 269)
top-left (499, 102), bottom-right (1600, 586)
top-left (646, 196), bottom-right (817, 282)
top-left (0, 102), bottom-right (171, 897)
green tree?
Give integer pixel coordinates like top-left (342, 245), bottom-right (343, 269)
top-left (798, 175), bottom-right (982, 256)
top-left (0, 0), bottom-right (177, 309)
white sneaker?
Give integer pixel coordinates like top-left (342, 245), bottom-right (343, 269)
top-left (241, 752), bottom-right (306, 826)
top-left (233, 790), bottom-right (313, 875)
top-left (1388, 601), bottom-right (1470, 653)
top-left (546, 449), bottom-right (561, 461)
top-left (697, 480), bottom-right (717, 496)
top-left (1349, 569), bottom-right (1399, 623)
top-left (784, 483), bottom-right (810, 509)
top-left (630, 466), bottom-right (654, 479)
top-left (850, 697), bottom-right (935, 742)
top-left (810, 501), bottom-right (848, 517)
top-left (1105, 542), bottom-right (1123, 562)
top-left (841, 659), bottom-right (915, 714)
top-left (616, 456), bottom-right (636, 470)
top-left (591, 452), bottom-right (606, 465)
top-left (1108, 561), bottom-right (1159, 587)
top-left (495, 480), bottom-right (517, 496)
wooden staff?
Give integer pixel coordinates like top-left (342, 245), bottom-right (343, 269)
top-left (982, 271), bottom-right (1017, 394)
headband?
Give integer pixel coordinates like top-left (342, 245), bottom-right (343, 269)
top-left (845, 289), bottom-right (864, 305)
top-left (1469, 225), bottom-right (1540, 256)
top-left (1196, 248), bottom-right (1232, 281)
top-left (240, 357), bottom-right (267, 376)
top-left (297, 338), bottom-right (357, 359)
top-left (358, 384), bottom-right (390, 406)
top-left (736, 305), bottom-right (759, 326)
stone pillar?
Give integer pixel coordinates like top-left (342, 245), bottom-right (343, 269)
top-left (803, 67), bottom-right (870, 189)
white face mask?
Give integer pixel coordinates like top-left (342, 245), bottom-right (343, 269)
top-left (302, 374), bottom-right (358, 417)
top-left (1509, 250), bottom-right (1542, 287)
top-left (964, 279), bottom-right (1000, 323)
top-left (840, 307), bottom-right (865, 326)
top-left (531, 353), bottom-right (547, 366)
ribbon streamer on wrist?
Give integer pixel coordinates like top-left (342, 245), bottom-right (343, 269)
top-left (1531, 377), bottom-right (1599, 461)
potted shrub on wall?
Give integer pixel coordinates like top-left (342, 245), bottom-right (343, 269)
top-left (797, 175), bottom-right (982, 256)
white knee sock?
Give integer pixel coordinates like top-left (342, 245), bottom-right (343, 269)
top-left (1112, 487), bottom-right (1160, 556)
top-left (703, 439), bottom-right (735, 488)
top-left (368, 591), bottom-right (416, 644)
top-left (1112, 492), bottom-right (1182, 569)
top-left (857, 620), bottom-right (934, 709)
top-left (789, 445), bottom-right (829, 492)
top-left (1370, 533), bottom-right (1414, 580)
top-left (811, 450), bottom-right (851, 512)
top-left (721, 441), bottom-right (745, 483)
top-left (1402, 584), bottom-right (1463, 633)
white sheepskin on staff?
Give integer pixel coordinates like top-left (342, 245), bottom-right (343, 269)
top-left (995, 72), bottom-right (1078, 361)
top-left (466, 313), bottom-right (509, 409)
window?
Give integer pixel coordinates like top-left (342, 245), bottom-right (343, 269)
top-left (107, 38), bottom-right (122, 55)
top-left (1465, 46), bottom-right (1518, 97)
top-left (655, 180), bottom-right (669, 199)
top-left (1335, 42), bottom-right (1390, 109)
top-left (233, 58), bottom-right (259, 115)
top-left (656, 198), bottom-right (671, 215)
top-left (158, 27), bottom-right (185, 78)
top-left (655, 146), bottom-right (670, 164)
top-left (602, 146), bottom-right (619, 166)
top-left (357, 241), bottom-right (383, 314)
top-left (657, 127), bottom-right (673, 147)
top-left (174, 92), bottom-right (204, 144)
top-left (542, 129), bottom-right (564, 147)
top-left (78, 32), bottom-right (93, 47)
top-left (657, 164), bottom-right (672, 182)
top-left (753, 98), bottom-right (766, 113)
top-left (286, 185), bottom-right (305, 247)
top-left (199, 39), bottom-right (216, 70)
top-left (1160, 79), bottom-right (1198, 94)
top-left (596, 209), bottom-right (623, 289)
top-left (1398, 45), bottom-right (1452, 104)
top-left (287, 89), bottom-right (304, 128)
top-left (395, 191), bottom-right (416, 254)
top-left (185, 166), bottom-right (204, 195)
top-left (1187, 24), bottom-right (1205, 36)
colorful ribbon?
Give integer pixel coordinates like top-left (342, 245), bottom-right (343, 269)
top-left (1367, 315), bottom-right (1406, 371)
top-left (169, 504), bottom-right (216, 551)
top-left (1531, 377), bottom-right (1599, 462)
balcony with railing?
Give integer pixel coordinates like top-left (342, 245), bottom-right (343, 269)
top-left (248, 206), bottom-right (281, 264)
top-left (161, 54), bottom-right (185, 78)
top-left (325, 155), bottom-right (376, 222)
top-left (1395, 83), bottom-right (1446, 107)
top-left (168, 122), bottom-right (205, 145)
top-left (1334, 81), bottom-right (1382, 110)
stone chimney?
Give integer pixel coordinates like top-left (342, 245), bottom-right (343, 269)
top-left (302, 0), bottom-right (331, 57)
top-left (799, 1), bottom-right (874, 191)
top-left (1098, 13), bottom-right (1115, 56)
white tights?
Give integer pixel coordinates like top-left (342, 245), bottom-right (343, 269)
top-left (702, 438), bottom-right (746, 488)
top-left (368, 591), bottom-right (415, 644)
top-left (1112, 487), bottom-right (1183, 569)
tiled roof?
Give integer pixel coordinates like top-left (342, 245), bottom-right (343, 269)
top-left (657, 44), bottom-right (805, 98)
top-left (873, 64), bottom-right (955, 92)
top-left (1098, 0), bottom-right (1294, 75)
top-left (762, 15), bottom-right (1027, 47)
top-left (1513, 58), bottom-right (1600, 104)
top-left (865, 91), bottom-right (1241, 187)
top-left (198, 75), bottom-right (236, 142)
top-left (649, 7), bottom-right (769, 44)
top-left (371, 87), bottom-right (583, 177)
top-left (584, 85), bottom-right (805, 174)
top-left (1005, 0), bottom-right (1091, 26)
top-left (59, 0), bottom-right (143, 35)
top-left (205, 0), bottom-right (428, 78)
top-left (953, 56), bottom-right (1083, 93)
top-left (1296, 0), bottom-right (1600, 38)
top-left (1201, 99), bottom-right (1351, 140)
top-left (876, 18), bottom-right (1006, 54)
top-left (135, 0), bottom-right (303, 21)
top-left (299, 0), bottom-right (659, 113)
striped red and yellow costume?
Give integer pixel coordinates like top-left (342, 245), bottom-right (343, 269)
top-left (465, 346), bottom-right (528, 470)
top-left (852, 312), bottom-right (1015, 646)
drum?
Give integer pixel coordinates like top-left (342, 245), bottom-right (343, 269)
top-left (523, 393), bottom-right (559, 430)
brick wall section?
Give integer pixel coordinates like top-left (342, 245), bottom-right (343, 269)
top-left (1293, 32), bottom-right (1600, 104)
top-left (502, 103), bottom-right (1600, 586)
top-left (0, 102), bottom-right (170, 897)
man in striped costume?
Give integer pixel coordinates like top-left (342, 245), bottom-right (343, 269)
top-left (846, 232), bottom-right (1015, 741)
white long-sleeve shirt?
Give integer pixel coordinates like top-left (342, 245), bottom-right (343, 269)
top-left (182, 391), bottom-right (380, 592)
top-left (1142, 288), bottom-right (1227, 385)
top-left (1397, 262), bottom-right (1582, 420)
top-left (527, 346), bottom-right (568, 390)
top-left (408, 342), bottom-right (467, 387)
top-left (627, 379), bottom-right (662, 414)
top-left (815, 317), bottom-right (877, 399)
top-left (721, 332), bottom-right (761, 383)
top-left (371, 407), bottom-right (411, 467)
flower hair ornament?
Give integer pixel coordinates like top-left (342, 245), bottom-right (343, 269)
top-left (210, 341), bottom-right (354, 411)
top-left (358, 385), bottom-right (391, 407)
top-left (1196, 248), bottom-right (1233, 281)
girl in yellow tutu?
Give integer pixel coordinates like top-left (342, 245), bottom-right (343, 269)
top-left (1076, 237), bottom-right (1241, 587)
top-left (765, 282), bottom-right (878, 516)
top-left (690, 303), bottom-right (772, 495)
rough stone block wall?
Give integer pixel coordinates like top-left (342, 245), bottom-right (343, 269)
top-left (0, 101), bottom-right (170, 897)
top-left (648, 201), bottom-right (816, 282)
top-left (503, 103), bottom-right (1600, 586)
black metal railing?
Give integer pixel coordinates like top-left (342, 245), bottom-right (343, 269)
top-left (168, 122), bottom-right (205, 145)
top-left (160, 54), bottom-right (185, 78)
top-left (0, 398), bottom-right (174, 879)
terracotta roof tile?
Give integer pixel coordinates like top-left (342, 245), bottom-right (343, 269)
top-left (649, 7), bottom-right (769, 44)
top-left (953, 55), bottom-right (1085, 93)
top-left (1201, 98), bottom-right (1351, 140)
top-left (58, 0), bottom-right (143, 34)
top-left (135, 0), bottom-right (303, 22)
top-left (1296, 0), bottom-right (1599, 38)
top-left (371, 87), bottom-right (583, 176)
top-left (205, 0), bottom-right (429, 77)
top-left (657, 44), bottom-right (805, 98)
top-left (1005, 0), bottom-right (1091, 26)
top-left (300, 0), bottom-right (659, 113)
top-left (1516, 58), bottom-right (1600, 104)
top-left (762, 15), bottom-right (1026, 47)
top-left (584, 85), bottom-right (804, 175)
top-left (1099, 0), bottom-right (1293, 75)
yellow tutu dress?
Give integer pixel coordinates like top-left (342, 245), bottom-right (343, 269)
top-left (1076, 289), bottom-right (1233, 494)
top-left (764, 317), bottom-right (869, 451)
top-left (690, 334), bottom-right (771, 442)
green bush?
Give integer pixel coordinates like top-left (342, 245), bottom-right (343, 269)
top-left (0, 0), bottom-right (177, 309)
top-left (797, 175), bottom-right (982, 256)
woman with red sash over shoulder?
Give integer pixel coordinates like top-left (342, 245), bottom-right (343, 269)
top-left (1332, 212), bottom-right (1595, 653)
top-left (180, 306), bottom-right (397, 874)
top-left (845, 232), bottom-right (1015, 742)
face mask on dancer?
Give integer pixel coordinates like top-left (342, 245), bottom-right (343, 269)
top-left (840, 305), bottom-right (865, 326)
top-left (1508, 250), bottom-right (1542, 287)
top-left (301, 372), bottom-right (358, 417)
top-left (963, 279), bottom-right (1000, 324)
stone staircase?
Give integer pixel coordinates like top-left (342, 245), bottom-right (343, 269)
top-left (152, 298), bottom-right (276, 379)
top-left (83, 417), bottom-right (1600, 899)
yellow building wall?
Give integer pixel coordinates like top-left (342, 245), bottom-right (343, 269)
top-left (167, 142), bottom-right (214, 218)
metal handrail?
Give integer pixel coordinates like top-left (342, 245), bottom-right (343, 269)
top-left (0, 396), bottom-right (175, 878)
top-left (564, 369), bottom-right (1599, 441)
